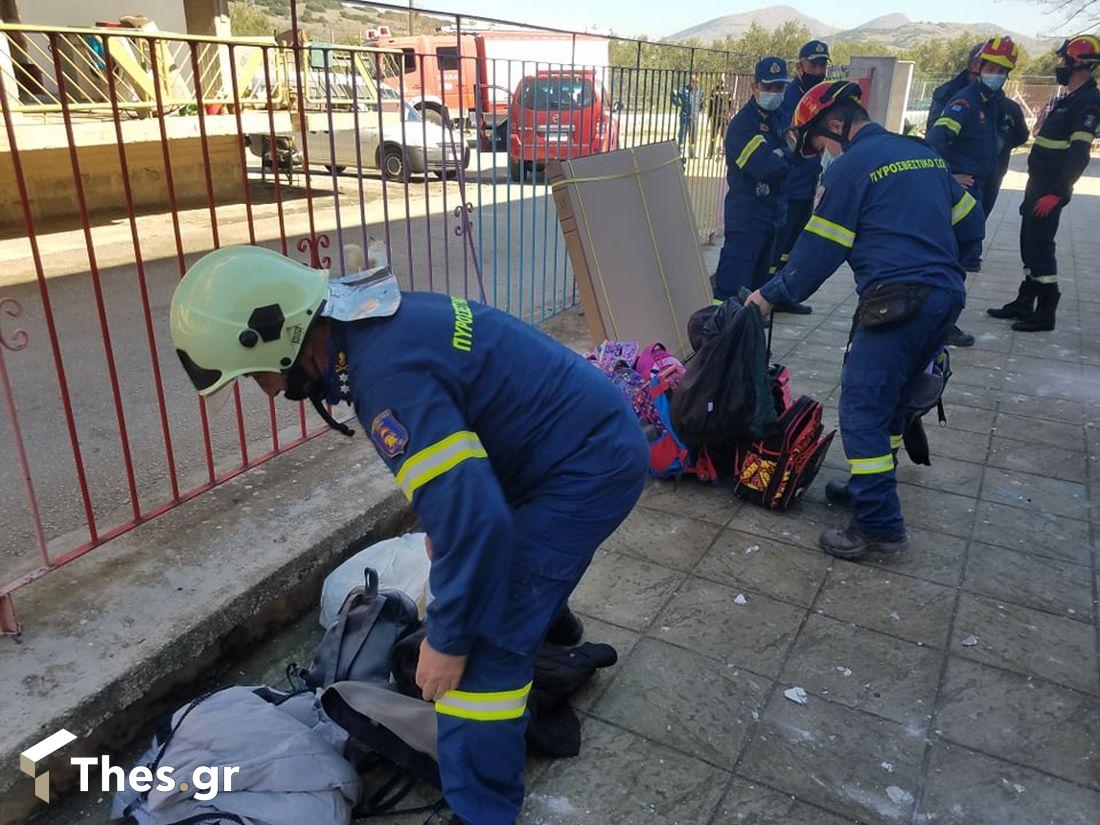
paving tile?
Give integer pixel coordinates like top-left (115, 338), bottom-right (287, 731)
top-left (640, 478), bottom-right (738, 526)
top-left (521, 718), bottom-right (727, 825)
top-left (860, 526), bottom-right (968, 587)
top-left (652, 575), bottom-right (805, 677)
top-left (979, 467), bottom-right (1090, 521)
top-left (816, 563), bottom-right (956, 647)
top-left (780, 614), bottom-right (942, 727)
top-left (568, 614), bottom-right (642, 712)
top-left (895, 455), bottom-right (983, 498)
top-left (991, 412), bottom-right (1086, 450)
top-left (730, 498), bottom-right (845, 554)
top-left (694, 528), bottom-right (831, 607)
top-left (935, 657), bottom-right (1100, 789)
top-left (715, 779), bottom-right (853, 825)
top-left (987, 436), bottom-right (1089, 484)
top-left (938, 403), bottom-right (997, 435)
top-left (944, 383), bottom-right (1001, 411)
top-left (601, 505), bottom-right (722, 572)
top-left (963, 542), bottom-right (1094, 620)
top-left (927, 425), bottom-right (991, 464)
top-left (570, 550), bottom-right (684, 632)
top-left (949, 364), bottom-right (1005, 392)
top-left (1001, 363), bottom-right (1083, 400)
top-left (950, 593), bottom-right (1098, 695)
top-left (950, 347), bottom-right (1010, 371)
top-left (591, 638), bottom-right (769, 766)
top-left (916, 741), bottom-right (1100, 825)
top-left (895, 485), bottom-right (977, 539)
top-left (997, 392), bottom-right (1089, 426)
top-left (973, 501), bottom-right (1092, 566)
top-left (740, 691), bottom-right (926, 824)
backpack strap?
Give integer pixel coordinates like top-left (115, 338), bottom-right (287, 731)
top-left (323, 569), bottom-right (385, 687)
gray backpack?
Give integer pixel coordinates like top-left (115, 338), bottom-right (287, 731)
top-left (294, 567), bottom-right (420, 690)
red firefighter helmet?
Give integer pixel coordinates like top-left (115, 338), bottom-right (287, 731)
top-left (1057, 34), bottom-right (1100, 68)
top-left (788, 80), bottom-right (863, 157)
top-left (979, 36), bottom-right (1019, 71)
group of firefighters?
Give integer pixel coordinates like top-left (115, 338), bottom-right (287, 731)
top-left (167, 31), bottom-right (1100, 825)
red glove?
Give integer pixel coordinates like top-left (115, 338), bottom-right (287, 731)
top-left (1033, 195), bottom-right (1062, 217)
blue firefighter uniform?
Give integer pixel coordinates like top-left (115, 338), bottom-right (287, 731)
top-left (759, 123), bottom-right (985, 538)
top-left (926, 70), bottom-right (969, 133)
top-left (714, 59), bottom-right (790, 299)
top-left (326, 292), bottom-right (649, 823)
top-left (770, 49), bottom-right (828, 277)
top-left (671, 82), bottom-right (702, 157)
top-left (926, 81), bottom-right (1003, 268)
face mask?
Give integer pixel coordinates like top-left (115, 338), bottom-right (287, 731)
top-left (757, 91), bottom-right (783, 111)
top-left (1055, 65), bottom-right (1073, 85)
top-left (980, 72), bottom-right (1006, 92)
top-left (820, 147), bottom-right (840, 173)
top-left (802, 71), bottom-right (826, 89)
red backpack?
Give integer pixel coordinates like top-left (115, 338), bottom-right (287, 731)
top-left (731, 394), bottom-right (835, 510)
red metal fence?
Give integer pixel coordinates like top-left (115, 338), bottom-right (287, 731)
top-left (0, 1), bottom-right (764, 633)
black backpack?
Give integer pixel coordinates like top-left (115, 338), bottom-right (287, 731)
top-left (671, 299), bottom-right (776, 446)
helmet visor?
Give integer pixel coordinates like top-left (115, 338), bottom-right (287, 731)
top-left (203, 380), bottom-right (237, 415)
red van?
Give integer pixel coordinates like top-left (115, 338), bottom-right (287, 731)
top-left (508, 70), bottom-right (618, 181)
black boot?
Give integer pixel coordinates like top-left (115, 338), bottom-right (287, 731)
top-left (988, 280), bottom-right (1036, 319)
top-left (825, 480), bottom-right (852, 508)
top-left (820, 524), bottom-right (910, 560)
top-left (544, 606), bottom-right (584, 646)
top-left (945, 324), bottom-right (975, 347)
top-left (1012, 288), bottom-right (1060, 333)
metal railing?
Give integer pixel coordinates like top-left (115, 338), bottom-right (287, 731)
top-left (0, 6), bottom-right (746, 632)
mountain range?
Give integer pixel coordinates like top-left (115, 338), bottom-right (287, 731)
top-left (667, 6), bottom-right (1059, 52)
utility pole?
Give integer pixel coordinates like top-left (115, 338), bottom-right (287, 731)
top-left (408, 0), bottom-right (414, 36)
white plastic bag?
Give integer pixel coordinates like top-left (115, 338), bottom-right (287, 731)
top-left (320, 533), bottom-right (432, 628)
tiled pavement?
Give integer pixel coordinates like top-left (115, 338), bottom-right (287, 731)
top-left (521, 165), bottom-right (1100, 824)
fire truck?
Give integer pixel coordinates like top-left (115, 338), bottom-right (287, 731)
top-left (366, 27), bottom-right (610, 150)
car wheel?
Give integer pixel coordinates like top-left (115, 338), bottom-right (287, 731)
top-left (382, 146), bottom-right (406, 181)
top-left (421, 106), bottom-right (447, 127)
top-left (324, 164), bottom-right (347, 174)
top-left (509, 159), bottom-right (524, 182)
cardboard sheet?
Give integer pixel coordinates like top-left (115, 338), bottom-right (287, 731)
top-left (549, 141), bottom-right (713, 359)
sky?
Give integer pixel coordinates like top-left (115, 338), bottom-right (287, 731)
top-left (405, 0), bottom-right (1078, 40)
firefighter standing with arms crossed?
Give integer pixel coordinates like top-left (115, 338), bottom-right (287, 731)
top-left (713, 56), bottom-right (791, 300)
top-left (168, 250), bottom-right (649, 824)
top-left (988, 34), bottom-right (1100, 332)
top-left (745, 81), bottom-right (985, 558)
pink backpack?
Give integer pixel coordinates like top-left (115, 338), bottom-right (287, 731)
top-left (636, 343), bottom-right (685, 388)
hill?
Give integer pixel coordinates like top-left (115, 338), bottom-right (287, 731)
top-left (668, 5), bottom-right (837, 43)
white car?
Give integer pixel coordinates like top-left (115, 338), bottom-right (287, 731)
top-left (305, 87), bottom-right (470, 181)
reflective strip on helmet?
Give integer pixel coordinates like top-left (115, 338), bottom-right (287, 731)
top-left (1034, 135), bottom-right (1070, 150)
top-left (1070, 130), bottom-right (1095, 144)
top-left (849, 454), bottom-right (895, 475)
top-left (394, 431), bottom-right (488, 500)
top-left (435, 682), bottom-right (532, 721)
top-left (805, 215), bottom-right (855, 248)
top-left (890, 434), bottom-right (904, 450)
top-left (736, 134), bottom-right (767, 168)
top-left (933, 117), bottom-right (962, 135)
top-left (951, 192), bottom-right (977, 225)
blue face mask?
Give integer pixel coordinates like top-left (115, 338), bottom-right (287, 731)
top-left (757, 91), bottom-right (783, 111)
top-left (820, 147), bottom-right (840, 173)
top-left (980, 72), bottom-right (1007, 92)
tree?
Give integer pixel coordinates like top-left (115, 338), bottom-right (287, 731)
top-left (229, 1), bottom-right (272, 37)
top-left (1031, 0), bottom-right (1099, 28)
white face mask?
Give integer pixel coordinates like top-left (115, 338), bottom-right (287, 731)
top-left (757, 91), bottom-right (783, 111)
top-left (820, 147), bottom-right (841, 173)
top-left (980, 72), bottom-right (1007, 91)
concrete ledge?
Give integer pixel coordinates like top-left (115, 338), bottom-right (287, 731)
top-left (0, 435), bottom-right (411, 825)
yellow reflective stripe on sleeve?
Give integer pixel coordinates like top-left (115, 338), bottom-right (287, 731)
top-left (736, 134), bottom-right (766, 168)
top-left (933, 117), bottom-right (962, 135)
top-left (849, 455), bottom-right (895, 475)
top-left (951, 191), bottom-right (977, 225)
top-left (435, 682), bottom-right (532, 722)
top-left (805, 215), bottom-right (856, 248)
top-left (1033, 135), bottom-right (1070, 150)
top-left (890, 434), bottom-right (904, 450)
top-left (394, 430), bottom-right (488, 500)
top-left (1070, 130), bottom-right (1095, 144)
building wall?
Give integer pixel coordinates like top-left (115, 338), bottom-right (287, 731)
top-left (18, 1), bottom-right (188, 33)
top-left (0, 135), bottom-right (244, 234)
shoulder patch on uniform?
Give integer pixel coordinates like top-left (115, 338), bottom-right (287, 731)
top-left (370, 410), bottom-right (408, 459)
top-left (760, 123), bottom-right (769, 132)
top-left (948, 99), bottom-right (969, 112)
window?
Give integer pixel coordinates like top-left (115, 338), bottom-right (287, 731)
top-left (436, 46), bottom-right (460, 72)
top-left (401, 49), bottom-right (417, 73)
top-left (520, 77), bottom-right (596, 111)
